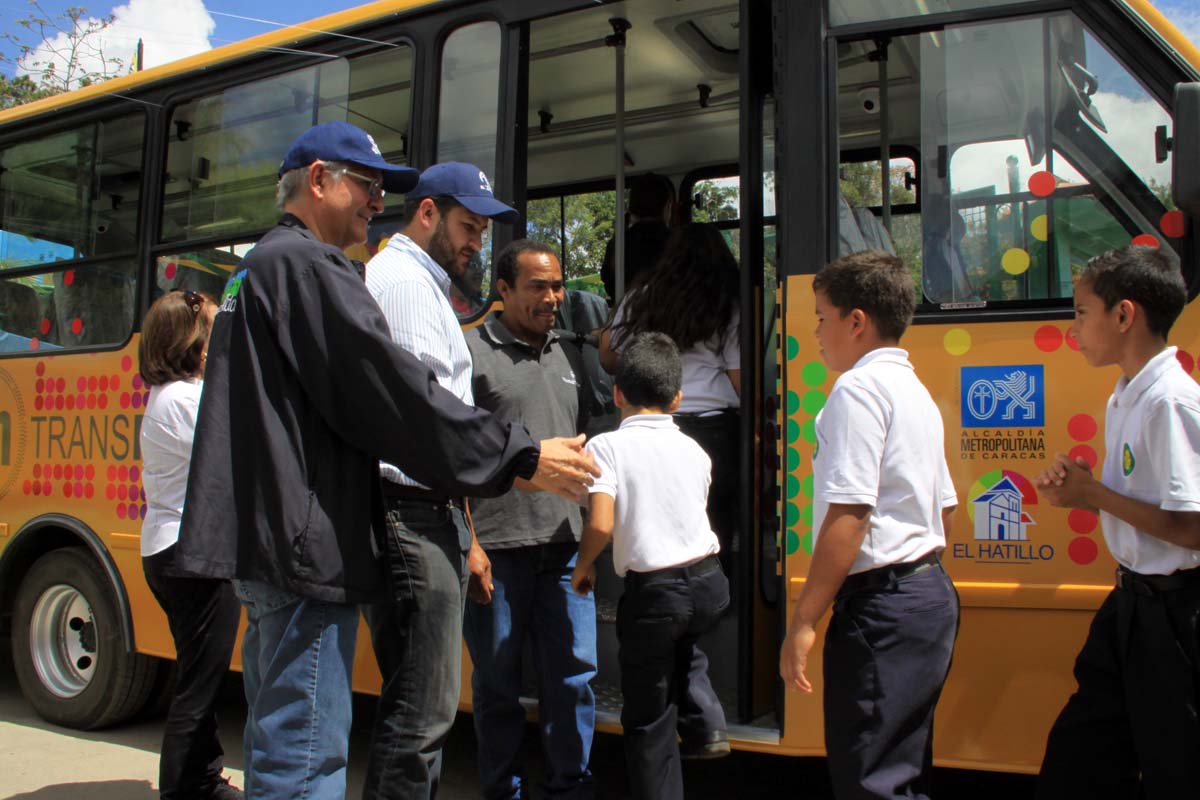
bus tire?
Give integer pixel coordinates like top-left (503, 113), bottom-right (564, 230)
top-left (11, 547), bottom-right (158, 730)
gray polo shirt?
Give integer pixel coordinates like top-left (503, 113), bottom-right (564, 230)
top-left (466, 312), bottom-right (588, 549)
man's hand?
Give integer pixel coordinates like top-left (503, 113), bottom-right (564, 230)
top-left (467, 542), bottom-right (493, 605)
top-left (1035, 453), bottom-right (1098, 511)
top-left (780, 623), bottom-right (817, 694)
top-left (526, 435), bottom-right (601, 502)
top-left (571, 561), bottom-right (597, 596)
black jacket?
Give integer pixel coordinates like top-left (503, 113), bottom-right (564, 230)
top-left (175, 216), bottom-right (539, 603)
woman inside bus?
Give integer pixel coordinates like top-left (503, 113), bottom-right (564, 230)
top-left (599, 222), bottom-right (741, 577)
top-left (139, 289), bottom-right (243, 800)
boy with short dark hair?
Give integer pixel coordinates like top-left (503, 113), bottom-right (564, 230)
top-left (1035, 245), bottom-right (1200, 798)
top-left (779, 250), bottom-right (959, 800)
top-left (571, 332), bottom-right (728, 800)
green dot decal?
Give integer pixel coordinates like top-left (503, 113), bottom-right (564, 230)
top-left (786, 474), bottom-right (800, 499)
top-left (786, 530), bottom-right (801, 555)
top-left (802, 474), bottom-right (814, 498)
top-left (787, 419), bottom-right (800, 443)
top-left (802, 504), bottom-right (813, 526)
top-left (787, 447), bottom-right (800, 471)
top-left (801, 530), bottom-right (814, 554)
top-left (801, 361), bottom-right (827, 387)
top-left (802, 390), bottom-right (827, 415)
top-left (786, 336), bottom-right (799, 360)
top-left (802, 419), bottom-right (816, 443)
top-left (787, 390), bottom-right (800, 415)
top-left (786, 502), bottom-right (800, 526)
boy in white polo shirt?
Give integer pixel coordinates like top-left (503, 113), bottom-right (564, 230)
top-left (1034, 245), bottom-right (1200, 798)
top-left (779, 250), bottom-right (959, 800)
top-left (571, 332), bottom-right (728, 800)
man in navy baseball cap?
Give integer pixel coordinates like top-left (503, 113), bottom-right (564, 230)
top-left (408, 161), bottom-right (519, 223)
top-left (279, 120), bottom-right (419, 193)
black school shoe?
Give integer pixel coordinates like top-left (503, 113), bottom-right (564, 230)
top-left (679, 729), bottom-right (731, 760)
top-left (205, 777), bottom-right (245, 800)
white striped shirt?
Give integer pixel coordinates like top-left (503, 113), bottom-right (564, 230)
top-left (365, 233), bottom-right (474, 487)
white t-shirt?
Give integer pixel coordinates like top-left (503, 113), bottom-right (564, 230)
top-left (140, 379), bottom-right (203, 557)
top-left (585, 414), bottom-right (720, 576)
top-left (1101, 346), bottom-right (1200, 575)
top-left (812, 348), bottom-right (957, 574)
top-left (611, 297), bottom-right (740, 414)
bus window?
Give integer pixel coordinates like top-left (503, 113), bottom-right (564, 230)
top-left (830, 0), bottom-right (1040, 27)
top-left (0, 261), bottom-right (136, 353)
top-left (527, 189), bottom-right (618, 297)
top-left (156, 245), bottom-right (251, 304)
top-left (837, 155), bottom-right (921, 280)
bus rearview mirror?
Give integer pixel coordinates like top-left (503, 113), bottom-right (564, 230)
top-left (1172, 82), bottom-right (1200, 217)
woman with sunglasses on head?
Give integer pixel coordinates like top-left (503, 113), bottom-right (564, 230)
top-left (139, 290), bottom-right (243, 800)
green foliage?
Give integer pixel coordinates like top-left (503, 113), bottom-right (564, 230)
top-left (0, 2), bottom-right (124, 107)
top-left (526, 191), bottom-right (617, 283)
top-left (0, 73), bottom-right (51, 109)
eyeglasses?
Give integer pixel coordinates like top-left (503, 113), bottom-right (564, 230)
top-left (182, 290), bottom-right (203, 315)
top-left (339, 168), bottom-right (386, 200)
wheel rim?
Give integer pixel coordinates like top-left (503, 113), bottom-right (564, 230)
top-left (28, 584), bottom-right (97, 698)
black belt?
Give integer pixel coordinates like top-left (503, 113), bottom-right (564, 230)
top-left (625, 554), bottom-right (722, 588)
top-left (838, 551), bottom-right (941, 598)
top-left (1116, 565), bottom-right (1200, 596)
top-left (381, 481), bottom-right (462, 509)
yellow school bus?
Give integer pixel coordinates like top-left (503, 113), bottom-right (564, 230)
top-left (0, 0), bottom-right (1197, 774)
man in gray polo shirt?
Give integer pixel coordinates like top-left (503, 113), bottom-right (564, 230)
top-left (464, 239), bottom-right (598, 800)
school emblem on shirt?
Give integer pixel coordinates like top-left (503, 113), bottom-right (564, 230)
top-left (1122, 443), bottom-right (1135, 476)
top-left (951, 470), bottom-right (1054, 564)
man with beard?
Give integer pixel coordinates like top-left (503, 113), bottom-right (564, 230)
top-left (362, 162), bottom-right (531, 799)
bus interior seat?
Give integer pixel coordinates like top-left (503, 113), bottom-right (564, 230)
top-left (838, 193), bottom-right (897, 257)
top-left (0, 280), bottom-right (39, 339)
top-left (853, 206), bottom-right (896, 255)
top-left (51, 265), bottom-right (135, 347)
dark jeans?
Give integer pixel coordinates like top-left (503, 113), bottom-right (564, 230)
top-left (363, 497), bottom-right (471, 800)
top-left (143, 545), bottom-right (240, 800)
top-left (674, 411), bottom-right (739, 576)
top-left (824, 562), bottom-right (959, 800)
top-left (1036, 578), bottom-right (1200, 799)
top-left (617, 557), bottom-right (729, 800)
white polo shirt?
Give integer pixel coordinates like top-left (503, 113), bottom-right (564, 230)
top-left (1101, 346), bottom-right (1200, 575)
top-left (812, 348), bottom-right (957, 574)
top-left (140, 379), bottom-right (203, 557)
top-left (586, 414), bottom-right (720, 576)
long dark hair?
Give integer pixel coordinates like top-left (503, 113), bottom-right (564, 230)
top-left (613, 222), bottom-right (738, 351)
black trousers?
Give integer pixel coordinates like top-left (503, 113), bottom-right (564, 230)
top-left (674, 410), bottom-right (739, 576)
top-left (1036, 575), bottom-right (1200, 799)
top-left (824, 562), bottom-right (959, 800)
top-left (143, 545), bottom-right (240, 800)
top-left (617, 558), bottom-right (729, 800)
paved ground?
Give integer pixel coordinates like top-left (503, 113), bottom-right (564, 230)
top-left (0, 640), bottom-right (1036, 799)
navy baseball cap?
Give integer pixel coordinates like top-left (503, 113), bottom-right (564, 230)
top-left (409, 162), bottom-right (519, 224)
top-left (279, 121), bottom-right (419, 193)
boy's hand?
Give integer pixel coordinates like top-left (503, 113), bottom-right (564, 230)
top-left (467, 543), bottom-right (493, 605)
top-left (1036, 453), bottom-right (1098, 511)
top-left (780, 623), bottom-right (816, 694)
top-left (571, 562), bottom-right (596, 596)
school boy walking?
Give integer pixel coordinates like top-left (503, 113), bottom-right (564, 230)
top-left (1034, 245), bottom-right (1200, 799)
top-left (571, 332), bottom-right (729, 800)
top-left (779, 250), bottom-right (959, 800)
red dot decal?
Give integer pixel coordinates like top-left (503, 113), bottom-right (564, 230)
top-left (74, 465), bottom-right (83, 480)
top-left (32, 482), bottom-right (41, 496)
top-left (64, 483), bottom-right (73, 498)
top-left (1035, 325), bottom-right (1063, 352)
top-left (1068, 509), bottom-right (1099, 535)
top-left (120, 356), bottom-right (132, 373)
top-left (98, 395), bottom-right (108, 410)
top-left (133, 375), bottom-right (143, 391)
top-left (63, 270), bottom-right (74, 286)
top-left (65, 395), bottom-right (75, 411)
top-left (40, 318), bottom-right (50, 335)
top-left (1067, 414), bottom-right (1098, 441)
top-left (35, 378), bottom-right (44, 393)
top-left (23, 480), bottom-right (31, 496)
top-left (1131, 233), bottom-right (1160, 249)
top-left (164, 262), bottom-right (177, 279)
top-left (85, 465), bottom-right (95, 480)
top-left (1161, 210), bottom-right (1186, 239)
top-left (54, 396), bottom-right (64, 410)
top-left (84, 485), bottom-right (94, 499)
top-left (127, 503), bottom-right (139, 520)
top-left (70, 318), bottom-right (82, 336)
top-left (118, 485), bottom-right (128, 501)
top-left (105, 484), bottom-right (116, 500)
top-left (107, 465), bottom-right (117, 481)
top-left (76, 377), bottom-right (86, 392)
top-left (55, 377), bottom-right (64, 392)
top-left (119, 465), bottom-right (129, 482)
top-left (1065, 329), bottom-right (1079, 351)
top-left (33, 464), bottom-right (41, 478)
top-left (1068, 536), bottom-right (1098, 565)
top-left (120, 392), bottom-right (131, 409)
top-left (86, 395), bottom-right (96, 409)
top-left (1069, 444), bottom-right (1098, 469)
top-left (1028, 171), bottom-right (1056, 198)
top-left (52, 465), bottom-right (62, 480)
top-left (99, 376), bottom-right (109, 391)
top-left (42, 481), bottom-right (51, 496)
top-left (1179, 350), bottom-right (1196, 374)
top-left (29, 338), bottom-right (40, 351)
top-left (116, 504), bottom-right (126, 520)
top-left (110, 375), bottom-right (120, 389)
top-left (130, 466), bottom-right (140, 482)
top-left (35, 362), bottom-right (45, 376)
top-left (128, 483), bottom-right (138, 500)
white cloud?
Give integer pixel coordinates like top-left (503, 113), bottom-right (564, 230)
top-left (18, 0), bottom-right (215, 88)
top-left (1161, 3), bottom-right (1200, 52)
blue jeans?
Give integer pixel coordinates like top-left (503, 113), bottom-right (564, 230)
top-left (463, 543), bottom-right (597, 800)
top-left (363, 499), bottom-right (471, 800)
top-left (232, 579), bottom-right (359, 800)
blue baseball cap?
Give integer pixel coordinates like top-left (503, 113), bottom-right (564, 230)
top-left (279, 121), bottom-right (419, 193)
top-left (409, 162), bottom-right (519, 224)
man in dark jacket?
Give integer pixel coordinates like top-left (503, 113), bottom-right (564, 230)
top-left (175, 122), bottom-right (597, 800)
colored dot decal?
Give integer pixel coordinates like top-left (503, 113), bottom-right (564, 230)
top-left (1030, 214), bottom-right (1049, 242)
top-left (130, 466), bottom-right (140, 482)
top-left (1064, 328), bottom-right (1079, 351)
top-left (1028, 171), bottom-right (1056, 198)
top-left (1068, 509), bottom-right (1099, 535)
top-left (119, 465), bottom-right (128, 481)
top-left (29, 338), bottom-right (40, 351)
top-left (1068, 536), bottom-right (1098, 565)
top-left (786, 391), bottom-right (800, 415)
top-left (786, 502), bottom-right (800, 526)
top-left (116, 504), bottom-right (126, 520)
top-left (802, 390), bottom-right (826, 415)
top-left (787, 419), bottom-right (800, 443)
top-left (121, 356), bottom-right (132, 373)
top-left (1034, 325), bottom-right (1063, 352)
top-left (106, 485), bottom-right (116, 500)
top-left (133, 374), bottom-right (143, 391)
top-left (786, 336), bottom-right (799, 360)
top-left (1001, 248), bottom-right (1031, 275)
top-left (802, 504), bottom-right (813, 526)
top-left (36, 362), bottom-right (45, 376)
top-left (801, 531), bottom-right (814, 555)
top-left (70, 318), bottom-right (83, 335)
top-left (802, 419), bottom-right (816, 444)
top-left (787, 447), bottom-right (800, 472)
top-left (127, 503), bottom-right (139, 520)
top-left (40, 318), bottom-right (50, 335)
top-left (1161, 210), bottom-right (1186, 239)
top-left (943, 328), bottom-right (971, 356)
top-left (1131, 233), bottom-right (1160, 249)
top-left (786, 474), bottom-right (800, 499)
top-left (1069, 444), bottom-right (1097, 469)
top-left (1179, 350), bottom-right (1195, 374)
top-left (164, 262), bottom-right (178, 280)
top-left (801, 361), bottom-right (827, 387)
top-left (802, 474), bottom-right (814, 499)
top-left (63, 270), bottom-right (75, 286)
top-left (1067, 414), bottom-right (1097, 441)
top-left (120, 392), bottom-right (130, 409)
top-left (85, 465), bottom-right (94, 480)
top-left (107, 465), bottom-right (117, 481)
top-left (786, 530), bottom-right (800, 555)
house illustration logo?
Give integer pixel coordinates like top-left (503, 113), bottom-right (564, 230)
top-left (952, 470), bottom-right (1053, 563)
top-left (972, 475), bottom-right (1036, 541)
